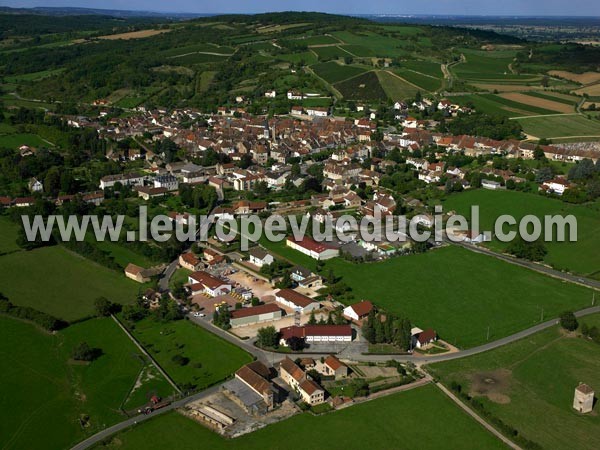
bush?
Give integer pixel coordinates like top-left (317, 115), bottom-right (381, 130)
top-left (172, 354), bottom-right (190, 366)
top-left (71, 342), bottom-right (102, 361)
top-left (559, 311), bottom-right (578, 331)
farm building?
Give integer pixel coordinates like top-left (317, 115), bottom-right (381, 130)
top-left (573, 384), bottom-right (594, 414)
top-left (275, 289), bottom-right (320, 314)
top-left (230, 303), bottom-right (283, 327)
top-left (286, 236), bottom-right (339, 260)
top-left (279, 324), bottom-right (353, 346)
top-left (124, 263), bottom-right (151, 283)
top-left (179, 252), bottom-right (203, 271)
top-left (188, 271), bottom-right (232, 297)
top-left (343, 300), bottom-right (374, 322)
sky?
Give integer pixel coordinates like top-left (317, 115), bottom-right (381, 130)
top-left (3, 0), bottom-right (600, 16)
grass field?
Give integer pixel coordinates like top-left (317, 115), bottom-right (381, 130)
top-left (400, 60), bottom-right (443, 78)
top-left (452, 93), bottom-right (561, 117)
top-left (311, 61), bottom-right (367, 84)
top-left (94, 385), bottom-right (506, 450)
top-left (276, 51), bottom-right (318, 65)
top-left (0, 216), bottom-right (20, 253)
top-left (0, 132), bottom-right (52, 149)
top-left (517, 114), bottom-right (600, 139)
top-left (332, 31), bottom-right (408, 57)
top-left (334, 71), bottom-right (387, 101)
top-left (522, 90), bottom-right (581, 106)
top-left (0, 245), bottom-right (140, 321)
top-left (377, 70), bottom-right (419, 99)
top-left (0, 316), bottom-right (173, 450)
top-left (392, 68), bottom-right (441, 92)
top-left (429, 317), bottom-right (600, 450)
top-left (442, 189), bottom-right (600, 276)
top-left (310, 45), bottom-right (349, 60)
top-left (160, 43), bottom-right (235, 58)
top-left (126, 318), bottom-right (252, 389)
top-left (323, 245), bottom-right (595, 349)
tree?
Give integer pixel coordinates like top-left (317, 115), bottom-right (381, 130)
top-left (506, 238), bottom-right (547, 261)
top-left (257, 326), bottom-right (279, 348)
top-left (94, 297), bottom-right (114, 317)
top-left (171, 354), bottom-right (190, 366)
top-left (287, 336), bottom-right (305, 351)
top-left (308, 310), bottom-right (317, 325)
top-left (71, 342), bottom-right (102, 362)
top-left (559, 311), bottom-right (578, 332)
top-left (362, 309), bottom-right (376, 343)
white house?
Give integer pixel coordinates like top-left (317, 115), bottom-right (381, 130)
top-left (275, 289), bottom-right (320, 314)
top-left (306, 107), bottom-right (329, 117)
top-left (188, 271), bottom-right (232, 297)
top-left (286, 236), bottom-right (339, 261)
top-left (28, 178), bottom-right (43, 193)
top-left (248, 247), bottom-right (275, 268)
top-left (265, 90), bottom-right (277, 98)
top-left (481, 179), bottom-right (503, 190)
top-left (343, 300), bottom-right (373, 322)
top-left (100, 173), bottom-right (144, 190)
top-left (154, 174), bottom-right (179, 191)
top-left (287, 90), bottom-right (303, 100)
top-left (541, 178), bottom-right (571, 196)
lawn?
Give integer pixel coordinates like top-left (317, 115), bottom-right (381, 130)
top-left (311, 61), bottom-right (367, 84)
top-left (0, 245), bottom-right (140, 321)
top-left (94, 385), bottom-right (506, 450)
top-left (442, 189), bottom-right (600, 276)
top-left (0, 316), bottom-right (173, 450)
top-left (324, 245), bottom-right (594, 349)
top-left (126, 317), bottom-right (252, 389)
top-left (0, 215), bottom-right (20, 253)
top-left (429, 317), bottom-right (600, 450)
top-left (517, 114), bottom-right (600, 139)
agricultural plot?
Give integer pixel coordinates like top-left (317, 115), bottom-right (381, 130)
top-left (442, 189), bottom-right (600, 276)
top-left (94, 385), bottom-right (506, 450)
top-left (0, 216), bottom-right (20, 253)
top-left (311, 61), bottom-right (367, 84)
top-left (549, 70), bottom-right (600, 85)
top-left (297, 35), bottom-right (340, 46)
top-left (160, 43), bottom-right (235, 58)
top-left (332, 31), bottom-right (409, 57)
top-left (392, 68), bottom-right (441, 92)
top-left (334, 71), bottom-right (387, 101)
top-left (275, 51), bottom-right (318, 65)
top-left (522, 90), bottom-right (581, 106)
top-left (311, 45), bottom-right (350, 60)
top-left (517, 114), bottom-right (600, 139)
top-left (168, 53), bottom-right (229, 65)
top-left (340, 44), bottom-right (375, 57)
top-left (498, 92), bottom-right (574, 114)
top-left (429, 318), bottom-right (600, 450)
top-left (453, 50), bottom-right (515, 81)
top-left (452, 93), bottom-right (560, 117)
top-left (377, 71), bottom-right (419, 100)
top-left (324, 245), bottom-right (595, 349)
top-left (0, 245), bottom-right (140, 321)
top-left (4, 68), bottom-right (65, 83)
top-left (0, 316), bottom-right (173, 450)
top-left (399, 60), bottom-right (443, 78)
top-left (127, 318), bottom-right (252, 389)
top-left (0, 133), bottom-right (51, 149)
top-left (97, 29), bottom-right (171, 40)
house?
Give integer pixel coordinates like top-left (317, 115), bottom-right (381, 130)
top-left (0, 196), bottom-right (12, 208)
top-left (481, 179), bottom-right (503, 190)
top-left (286, 236), bottom-right (339, 260)
top-left (135, 186), bottom-right (168, 200)
top-left (100, 173), bottom-right (144, 190)
top-left (298, 379), bottom-right (325, 405)
top-left (230, 303), bottom-right (283, 327)
top-left (13, 197), bottom-right (35, 207)
top-left (179, 252), bottom-right (203, 271)
top-left (343, 300), bottom-right (374, 322)
top-left (413, 328), bottom-right (437, 349)
top-left (287, 90), bottom-right (303, 100)
top-left (318, 355), bottom-right (349, 379)
top-left (573, 383), bottom-right (594, 414)
top-left (188, 271), bottom-right (232, 297)
top-left (223, 361), bottom-right (275, 415)
top-left (279, 324), bottom-right (353, 346)
top-left (124, 263), bottom-right (151, 283)
top-left (265, 90), bottom-right (277, 98)
top-left (541, 178), bottom-right (571, 196)
top-left (306, 107), bottom-right (329, 117)
top-left (154, 174), bottom-right (179, 191)
top-left (413, 213), bottom-right (434, 228)
top-left (248, 247), bottom-right (274, 268)
top-left (28, 178), bottom-right (43, 193)
top-left (275, 289), bottom-right (320, 314)
top-left (279, 357), bottom-right (325, 406)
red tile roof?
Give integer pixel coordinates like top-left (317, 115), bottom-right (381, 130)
top-left (280, 325), bottom-right (352, 340)
top-left (287, 236), bottom-right (336, 254)
top-left (189, 271), bottom-right (228, 290)
top-left (300, 379), bottom-right (322, 395)
top-left (280, 357), bottom-right (305, 382)
top-left (348, 300), bottom-right (373, 318)
top-left (417, 328), bottom-right (437, 344)
top-left (276, 289), bottom-right (316, 308)
top-left (325, 355), bottom-right (346, 371)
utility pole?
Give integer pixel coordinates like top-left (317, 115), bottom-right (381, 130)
top-left (593, 292), bottom-right (596, 306)
top-left (540, 307), bottom-right (544, 322)
top-left (486, 326), bottom-right (490, 341)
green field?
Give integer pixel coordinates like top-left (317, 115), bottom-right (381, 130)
top-left (400, 60), bottom-right (443, 78)
top-left (0, 216), bottom-right (20, 253)
top-left (335, 71), bottom-right (387, 101)
top-left (377, 70), bottom-right (419, 99)
top-left (517, 114), bottom-right (600, 139)
top-left (452, 93), bottom-right (559, 117)
top-left (0, 316), bottom-right (173, 450)
top-left (160, 43), bottom-right (235, 58)
top-left (442, 189), bottom-right (600, 276)
top-left (340, 44), bottom-right (375, 57)
top-left (395, 68), bottom-right (442, 92)
top-left (94, 385), bottom-right (505, 450)
top-left (85, 234), bottom-right (155, 268)
top-left (429, 317), bottom-right (600, 450)
top-left (311, 61), bottom-right (367, 84)
top-left (0, 245), bottom-right (140, 321)
top-left (0, 132), bottom-right (52, 149)
top-left (276, 51), bottom-right (318, 65)
top-left (522, 90), bottom-right (580, 106)
top-left (332, 31), bottom-right (410, 57)
top-left (127, 317), bottom-right (252, 389)
top-left (324, 245), bottom-right (595, 348)
top-left (310, 45), bottom-right (349, 60)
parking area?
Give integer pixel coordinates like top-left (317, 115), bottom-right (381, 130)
top-left (228, 270), bottom-right (277, 300)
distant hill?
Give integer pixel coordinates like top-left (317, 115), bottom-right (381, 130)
top-left (0, 6), bottom-right (210, 19)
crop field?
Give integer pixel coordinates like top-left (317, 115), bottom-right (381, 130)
top-left (127, 318), bottom-right (252, 389)
top-left (332, 31), bottom-right (408, 57)
top-left (335, 71), bottom-right (387, 101)
top-left (297, 35), bottom-right (340, 46)
top-left (442, 189), bottom-right (600, 276)
top-left (324, 245), bottom-right (595, 349)
top-left (377, 71), bottom-right (419, 99)
top-left (573, 83), bottom-right (600, 97)
top-left (498, 92), bottom-right (574, 113)
top-left (549, 70), bottom-right (600, 85)
top-left (399, 60), bottom-right (443, 78)
top-left (429, 317), bottom-right (600, 450)
top-left (452, 93), bottom-right (560, 117)
top-left (168, 53), bottom-right (229, 65)
top-left (94, 385), bottom-right (506, 450)
top-left (98, 29), bottom-right (171, 40)
top-left (0, 245), bottom-right (140, 321)
top-left (340, 44), bottom-right (375, 57)
top-left (392, 68), bottom-right (441, 92)
top-left (0, 316), bottom-right (172, 450)
top-left (4, 68), bottom-right (65, 83)
top-left (517, 114), bottom-right (600, 139)
top-left (310, 45), bottom-right (350, 60)
top-left (521, 90), bottom-right (581, 106)
top-left (160, 43), bottom-right (235, 58)
top-left (311, 61), bottom-right (367, 84)
top-left (276, 51), bottom-right (318, 64)
top-left (453, 50), bottom-right (515, 80)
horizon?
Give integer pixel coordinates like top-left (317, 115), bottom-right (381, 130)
top-left (3, 1), bottom-right (600, 17)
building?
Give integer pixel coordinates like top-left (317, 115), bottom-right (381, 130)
top-left (135, 186), bottom-right (168, 200)
top-left (223, 361), bottom-right (275, 416)
top-left (248, 247), bottom-right (275, 268)
top-left (481, 179), bottom-right (503, 190)
top-left (188, 271), bottom-right (232, 297)
top-left (124, 263), bottom-right (151, 283)
top-left (413, 328), bottom-right (437, 349)
top-left (179, 252), bottom-right (203, 271)
top-left (573, 384), bottom-right (594, 413)
top-left (230, 303), bottom-right (283, 327)
top-left (541, 178), bottom-right (571, 196)
top-left (286, 236), bottom-right (339, 261)
top-left (306, 107), bottom-right (329, 117)
top-left (275, 289), bottom-right (320, 314)
top-left (319, 355), bottom-right (349, 379)
top-left (154, 174), bottom-right (179, 191)
top-left (343, 300), bottom-right (374, 322)
top-left (279, 324), bottom-right (353, 346)
top-left (279, 357), bottom-right (324, 406)
top-left (100, 173), bottom-right (144, 190)
top-left (298, 379), bottom-right (325, 405)
top-left (28, 178), bottom-right (43, 193)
